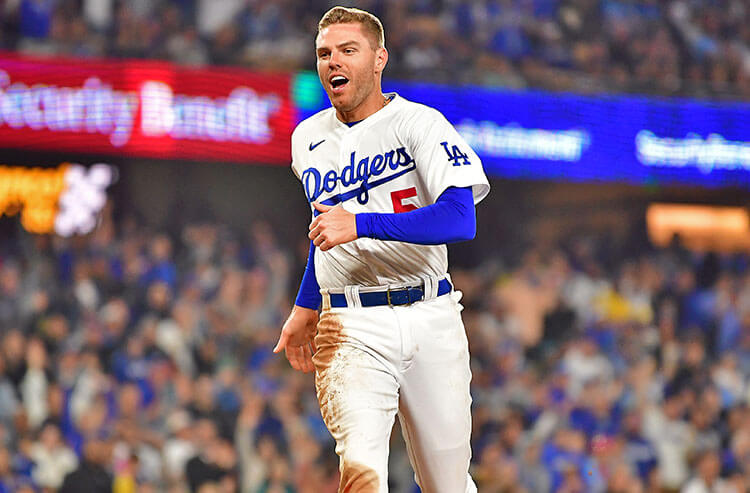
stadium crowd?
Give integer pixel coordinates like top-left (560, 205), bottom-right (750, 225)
top-left (0, 202), bottom-right (749, 493)
top-left (0, 0), bottom-right (748, 99)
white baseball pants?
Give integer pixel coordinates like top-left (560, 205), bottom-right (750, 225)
top-left (312, 290), bottom-right (477, 493)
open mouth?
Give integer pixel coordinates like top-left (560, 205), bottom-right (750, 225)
top-left (329, 75), bottom-right (349, 92)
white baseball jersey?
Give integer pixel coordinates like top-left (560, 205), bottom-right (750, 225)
top-left (291, 93), bottom-right (490, 289)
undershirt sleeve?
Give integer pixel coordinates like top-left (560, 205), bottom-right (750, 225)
top-left (294, 240), bottom-right (321, 310)
top-left (355, 186), bottom-right (476, 244)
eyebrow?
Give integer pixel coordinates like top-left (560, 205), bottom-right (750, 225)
top-left (317, 40), bottom-right (361, 52)
top-left (336, 41), bottom-right (360, 49)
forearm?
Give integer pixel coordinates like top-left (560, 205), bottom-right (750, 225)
top-left (294, 240), bottom-right (321, 310)
top-left (355, 186), bottom-right (476, 245)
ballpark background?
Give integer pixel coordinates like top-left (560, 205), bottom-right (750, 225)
top-left (0, 1), bottom-right (749, 492)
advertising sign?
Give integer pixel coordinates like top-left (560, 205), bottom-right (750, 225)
top-left (294, 74), bottom-right (750, 188)
top-left (397, 83), bottom-right (750, 188)
top-left (0, 163), bottom-right (115, 236)
top-left (0, 52), bottom-right (295, 163)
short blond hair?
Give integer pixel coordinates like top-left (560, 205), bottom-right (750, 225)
top-left (318, 6), bottom-right (385, 49)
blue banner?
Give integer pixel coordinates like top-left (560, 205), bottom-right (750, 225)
top-left (293, 73), bottom-right (750, 188)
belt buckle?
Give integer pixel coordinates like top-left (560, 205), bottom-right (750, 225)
top-left (386, 286), bottom-right (407, 307)
top-left (403, 286), bottom-right (419, 306)
top-left (386, 284), bottom-right (422, 307)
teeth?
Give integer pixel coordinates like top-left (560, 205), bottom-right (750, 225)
top-left (331, 75), bottom-right (348, 87)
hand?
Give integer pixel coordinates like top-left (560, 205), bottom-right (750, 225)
top-left (308, 202), bottom-right (357, 251)
top-left (273, 306), bottom-right (319, 373)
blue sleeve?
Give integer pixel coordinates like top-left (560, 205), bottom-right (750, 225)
top-left (294, 240), bottom-right (321, 309)
top-left (355, 186), bottom-right (476, 245)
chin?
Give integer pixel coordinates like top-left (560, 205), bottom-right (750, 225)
top-left (331, 97), bottom-right (355, 113)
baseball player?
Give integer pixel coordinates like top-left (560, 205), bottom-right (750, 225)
top-left (273, 6), bottom-right (490, 493)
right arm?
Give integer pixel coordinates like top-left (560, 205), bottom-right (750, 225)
top-left (273, 126), bottom-right (320, 372)
top-left (273, 305), bottom-right (318, 372)
top-left (273, 240), bottom-right (320, 373)
top-left (273, 175), bottom-right (321, 373)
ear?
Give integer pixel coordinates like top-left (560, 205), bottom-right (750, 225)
top-left (375, 47), bottom-right (388, 74)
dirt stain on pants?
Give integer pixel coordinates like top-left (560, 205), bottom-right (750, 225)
top-left (340, 461), bottom-right (380, 492)
top-left (312, 312), bottom-right (380, 493)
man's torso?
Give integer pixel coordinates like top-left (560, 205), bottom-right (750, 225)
top-left (292, 95), bottom-right (449, 289)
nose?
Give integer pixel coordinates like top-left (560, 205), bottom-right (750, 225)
top-left (328, 51), bottom-right (342, 69)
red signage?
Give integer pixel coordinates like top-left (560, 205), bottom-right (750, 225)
top-left (0, 52), bottom-right (295, 164)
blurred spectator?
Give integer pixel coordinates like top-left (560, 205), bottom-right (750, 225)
top-left (643, 385), bottom-right (695, 490)
top-left (0, 195), bottom-right (749, 491)
top-left (0, 355), bottom-right (18, 428)
top-left (196, 0), bottom-right (242, 37)
top-left (163, 410), bottom-right (195, 483)
top-left (59, 439), bottom-right (113, 493)
top-left (0, 263), bottom-right (22, 328)
top-left (19, 0), bottom-right (55, 39)
top-left (20, 338), bottom-right (51, 430)
top-left (621, 409), bottom-right (658, 483)
top-left (681, 449), bottom-right (732, 493)
top-left (82, 0), bottom-right (113, 32)
top-left (185, 419), bottom-right (237, 492)
top-left (29, 422), bottom-right (77, 490)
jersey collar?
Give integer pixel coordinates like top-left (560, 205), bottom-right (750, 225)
top-left (333, 92), bottom-right (400, 131)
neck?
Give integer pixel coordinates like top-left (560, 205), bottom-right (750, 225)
top-left (336, 86), bottom-right (388, 123)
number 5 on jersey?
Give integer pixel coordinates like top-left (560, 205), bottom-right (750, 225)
top-left (440, 141), bottom-right (471, 166)
top-left (391, 187), bottom-right (418, 213)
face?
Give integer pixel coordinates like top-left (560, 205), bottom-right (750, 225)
top-left (316, 22), bottom-right (387, 114)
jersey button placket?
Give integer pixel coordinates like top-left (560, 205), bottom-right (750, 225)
top-left (337, 129), bottom-right (353, 210)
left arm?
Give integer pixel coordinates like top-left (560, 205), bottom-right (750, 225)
top-left (309, 105), bottom-right (490, 251)
top-left (356, 186), bottom-right (475, 244)
top-left (308, 186), bottom-right (475, 251)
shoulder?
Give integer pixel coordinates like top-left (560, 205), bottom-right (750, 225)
top-left (292, 107), bottom-right (336, 146)
top-left (390, 96), bottom-right (450, 141)
top-left (392, 96), bottom-right (445, 126)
